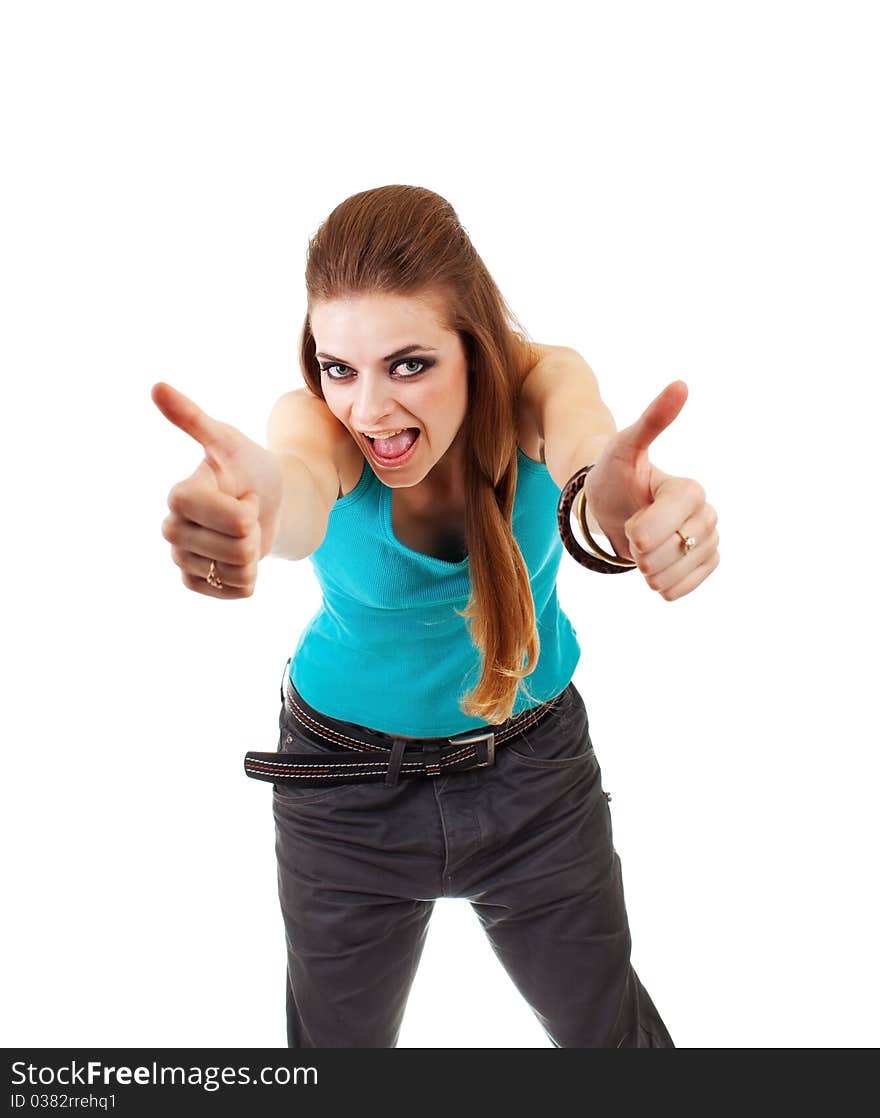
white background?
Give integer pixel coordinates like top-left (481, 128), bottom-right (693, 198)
top-left (2, 0), bottom-right (877, 1048)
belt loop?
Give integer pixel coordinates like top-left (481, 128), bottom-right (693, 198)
top-left (385, 738), bottom-right (407, 787)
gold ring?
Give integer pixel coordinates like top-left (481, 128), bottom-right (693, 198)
top-left (206, 559), bottom-right (224, 589)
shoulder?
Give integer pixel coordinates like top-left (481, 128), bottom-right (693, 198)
top-left (511, 336), bottom-right (565, 386)
top-left (515, 342), bottom-right (574, 463)
top-left (518, 345), bottom-right (602, 430)
top-left (268, 387), bottom-right (348, 450)
top-left (267, 387), bottom-right (354, 505)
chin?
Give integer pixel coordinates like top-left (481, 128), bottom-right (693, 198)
top-left (386, 474), bottom-right (426, 489)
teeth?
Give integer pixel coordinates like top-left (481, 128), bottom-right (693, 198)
top-left (367, 429), bottom-right (406, 438)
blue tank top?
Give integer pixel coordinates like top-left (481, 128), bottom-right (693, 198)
top-left (289, 447), bottom-right (581, 736)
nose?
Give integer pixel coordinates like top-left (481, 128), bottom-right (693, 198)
top-left (351, 373), bottom-right (396, 429)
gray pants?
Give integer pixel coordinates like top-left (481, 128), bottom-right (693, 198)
top-left (271, 667), bottom-right (674, 1048)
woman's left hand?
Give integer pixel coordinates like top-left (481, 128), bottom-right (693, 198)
top-left (582, 381), bottom-right (720, 601)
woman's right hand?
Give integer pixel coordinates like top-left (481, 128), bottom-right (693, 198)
top-left (152, 382), bottom-right (284, 598)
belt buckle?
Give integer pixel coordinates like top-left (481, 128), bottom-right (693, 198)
top-left (448, 729), bottom-right (496, 769)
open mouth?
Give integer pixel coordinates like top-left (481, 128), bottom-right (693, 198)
top-left (365, 428), bottom-right (421, 463)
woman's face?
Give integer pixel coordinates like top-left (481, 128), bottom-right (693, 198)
top-left (309, 292), bottom-right (469, 490)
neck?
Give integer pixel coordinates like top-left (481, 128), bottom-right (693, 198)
top-left (402, 428), bottom-right (467, 511)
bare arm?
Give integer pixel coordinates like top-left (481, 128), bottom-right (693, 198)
top-left (265, 389), bottom-right (346, 561)
top-left (520, 346), bottom-right (618, 536)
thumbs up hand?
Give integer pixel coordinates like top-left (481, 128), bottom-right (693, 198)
top-left (582, 381), bottom-right (720, 601)
top-left (152, 382), bottom-right (283, 598)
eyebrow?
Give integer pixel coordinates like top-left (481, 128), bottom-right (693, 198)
top-left (315, 343), bottom-right (439, 364)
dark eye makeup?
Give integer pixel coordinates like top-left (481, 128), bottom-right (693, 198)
top-left (318, 357), bottom-right (434, 381)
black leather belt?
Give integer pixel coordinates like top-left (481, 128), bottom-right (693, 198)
top-left (244, 670), bottom-right (561, 789)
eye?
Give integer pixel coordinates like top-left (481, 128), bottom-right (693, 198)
top-left (318, 358), bottom-right (432, 380)
top-left (319, 363), bottom-right (351, 380)
top-left (394, 359), bottom-right (427, 377)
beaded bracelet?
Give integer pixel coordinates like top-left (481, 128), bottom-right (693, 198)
top-left (556, 465), bottom-right (638, 574)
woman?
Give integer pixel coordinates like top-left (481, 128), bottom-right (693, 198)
top-left (153, 185), bottom-right (720, 1048)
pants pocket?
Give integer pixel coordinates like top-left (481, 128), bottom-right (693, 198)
top-left (503, 683), bottom-right (594, 769)
top-left (271, 702), bottom-right (379, 808)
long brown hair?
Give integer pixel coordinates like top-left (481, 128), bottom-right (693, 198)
top-left (299, 184), bottom-right (542, 723)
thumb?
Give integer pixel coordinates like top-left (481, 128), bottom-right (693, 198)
top-left (151, 382), bottom-right (232, 457)
top-left (616, 380), bottom-right (688, 458)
